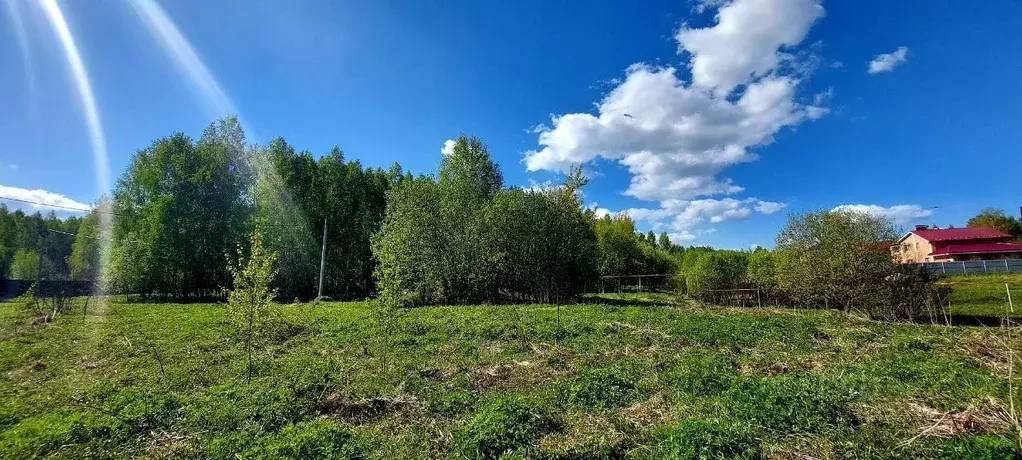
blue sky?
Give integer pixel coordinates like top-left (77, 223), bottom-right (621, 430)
top-left (1, 0), bottom-right (1020, 248)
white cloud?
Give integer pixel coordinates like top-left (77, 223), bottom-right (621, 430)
top-left (831, 204), bottom-right (932, 225)
top-left (677, 0), bottom-right (824, 95)
top-left (0, 184), bottom-right (91, 212)
top-left (624, 197), bottom-right (785, 240)
top-left (591, 206), bottom-right (612, 219)
top-left (524, 0), bottom-right (825, 241)
top-left (441, 139), bottom-right (456, 156)
top-left (755, 200), bottom-right (786, 214)
top-left (867, 46), bottom-right (909, 74)
top-left (669, 231), bottom-right (697, 242)
top-left (8, 164), bottom-right (18, 170)
top-left (525, 65), bottom-right (821, 203)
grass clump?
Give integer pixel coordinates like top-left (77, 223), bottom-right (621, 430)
top-left (722, 373), bottom-right (857, 434)
top-left (666, 348), bottom-right (738, 396)
top-left (240, 417), bottom-right (361, 459)
top-left (0, 411), bottom-right (128, 458)
top-left (558, 365), bottom-right (641, 410)
top-left (454, 395), bottom-right (559, 459)
top-left (644, 419), bottom-right (761, 460)
top-left (910, 435), bottom-right (1022, 459)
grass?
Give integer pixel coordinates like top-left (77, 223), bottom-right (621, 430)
top-left (2, 297), bottom-right (1022, 458)
top-left (941, 273), bottom-right (1022, 319)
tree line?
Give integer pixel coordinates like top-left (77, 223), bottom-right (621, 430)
top-left (2, 117), bottom-right (684, 303)
top-left (5, 115), bottom-right (1012, 314)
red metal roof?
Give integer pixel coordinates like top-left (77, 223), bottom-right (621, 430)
top-left (912, 227), bottom-right (1010, 242)
top-left (930, 242), bottom-right (1022, 255)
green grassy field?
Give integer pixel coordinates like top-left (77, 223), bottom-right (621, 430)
top-left (941, 273), bottom-right (1022, 319)
top-left (2, 298), bottom-right (1022, 459)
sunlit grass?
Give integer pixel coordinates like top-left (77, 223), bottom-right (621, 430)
top-left (1, 298), bottom-right (1020, 458)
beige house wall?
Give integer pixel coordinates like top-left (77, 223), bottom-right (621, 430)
top-left (892, 233), bottom-right (935, 263)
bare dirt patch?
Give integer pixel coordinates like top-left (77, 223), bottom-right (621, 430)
top-left (319, 393), bottom-right (419, 424)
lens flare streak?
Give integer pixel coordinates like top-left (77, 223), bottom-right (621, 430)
top-left (38, 0), bottom-right (112, 296)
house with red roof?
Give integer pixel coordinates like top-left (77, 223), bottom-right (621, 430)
top-left (892, 225), bottom-right (1022, 263)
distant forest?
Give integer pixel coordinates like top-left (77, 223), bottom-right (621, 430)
top-left (0, 117), bottom-right (683, 303)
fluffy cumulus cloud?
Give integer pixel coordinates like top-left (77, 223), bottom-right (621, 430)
top-left (677, 0), bottom-right (825, 95)
top-left (441, 139), bottom-right (456, 156)
top-left (831, 204), bottom-right (933, 225)
top-left (0, 184), bottom-right (91, 212)
top-left (623, 197), bottom-right (785, 240)
top-left (525, 0), bottom-right (824, 239)
top-left (867, 46), bottom-right (909, 74)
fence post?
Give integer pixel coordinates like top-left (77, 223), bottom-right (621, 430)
top-left (1007, 259), bottom-right (1011, 272)
top-left (984, 260), bottom-right (988, 272)
top-left (941, 262), bottom-right (946, 275)
top-left (962, 261), bottom-right (967, 274)
top-left (1007, 283), bottom-right (1015, 314)
top-left (757, 288), bottom-right (762, 308)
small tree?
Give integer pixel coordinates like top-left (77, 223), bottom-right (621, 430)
top-left (968, 208), bottom-right (1022, 239)
top-left (775, 210), bottom-right (897, 314)
top-left (10, 249), bottom-right (40, 280)
top-left (226, 230), bottom-right (278, 383)
top-left (746, 248), bottom-right (777, 290)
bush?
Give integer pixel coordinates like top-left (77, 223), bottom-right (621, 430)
top-left (722, 374), bottom-right (857, 434)
top-left (666, 349), bottom-right (738, 396)
top-left (558, 366), bottom-right (640, 410)
top-left (454, 395), bottom-right (560, 459)
top-left (647, 419), bottom-right (761, 460)
top-left (241, 418), bottom-right (360, 459)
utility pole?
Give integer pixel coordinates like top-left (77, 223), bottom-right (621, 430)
top-left (318, 218), bottom-right (327, 299)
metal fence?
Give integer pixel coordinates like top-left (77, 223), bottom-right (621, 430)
top-left (0, 279), bottom-right (95, 300)
top-left (914, 259), bottom-right (1022, 276)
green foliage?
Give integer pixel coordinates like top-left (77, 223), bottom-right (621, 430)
top-left (110, 117), bottom-right (252, 298)
top-left (745, 248), bottom-right (776, 290)
top-left (487, 185), bottom-right (598, 303)
top-left (0, 205), bottom-right (81, 280)
top-left (227, 230), bottom-right (279, 381)
top-left (646, 419), bottom-right (761, 460)
top-left (9, 248), bottom-right (39, 280)
top-left (253, 140), bottom-right (394, 300)
top-left (722, 374), bottom-right (857, 434)
top-left (439, 135), bottom-right (504, 200)
top-left (775, 209), bottom-right (899, 313)
top-left (454, 395), bottom-right (559, 459)
top-left (558, 366), bottom-right (640, 410)
top-left (241, 418), bottom-right (360, 459)
top-left (687, 250), bottom-right (748, 296)
top-left (373, 137), bottom-right (597, 306)
top-left (967, 208), bottom-right (1022, 238)
top-left (69, 203), bottom-right (103, 281)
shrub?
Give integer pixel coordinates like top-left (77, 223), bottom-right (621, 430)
top-left (558, 366), bottom-right (640, 410)
top-left (647, 419), bottom-right (761, 460)
top-left (722, 374), bottom-right (857, 434)
top-left (666, 349), bottom-right (738, 396)
top-left (241, 418), bottom-right (360, 459)
top-left (454, 395), bottom-right (559, 459)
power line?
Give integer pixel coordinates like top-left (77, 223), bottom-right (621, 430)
top-left (0, 196), bottom-right (92, 213)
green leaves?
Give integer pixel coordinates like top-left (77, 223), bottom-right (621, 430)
top-left (373, 137), bottom-right (598, 306)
